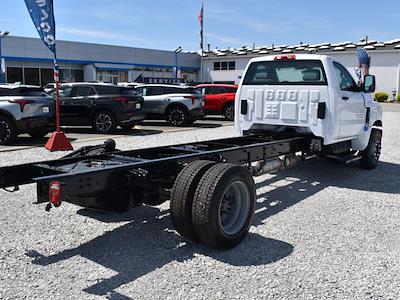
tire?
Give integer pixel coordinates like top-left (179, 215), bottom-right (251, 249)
top-left (192, 163), bottom-right (256, 249)
top-left (359, 129), bottom-right (382, 169)
top-left (92, 110), bottom-right (117, 133)
top-left (28, 130), bottom-right (49, 139)
top-left (0, 115), bottom-right (17, 145)
top-left (223, 103), bottom-right (234, 121)
top-left (170, 160), bottom-right (216, 241)
top-left (166, 106), bottom-right (188, 127)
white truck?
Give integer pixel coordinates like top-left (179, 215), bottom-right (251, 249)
top-left (0, 54), bottom-right (382, 250)
top-left (236, 54), bottom-right (382, 169)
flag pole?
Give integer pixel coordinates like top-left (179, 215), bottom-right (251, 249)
top-left (199, 2), bottom-right (204, 82)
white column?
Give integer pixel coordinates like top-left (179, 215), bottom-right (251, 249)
top-left (83, 64), bottom-right (96, 82)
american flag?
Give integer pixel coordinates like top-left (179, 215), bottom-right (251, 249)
top-left (199, 3), bottom-right (204, 51)
top-left (356, 48), bottom-right (370, 77)
top-left (53, 61), bottom-right (60, 82)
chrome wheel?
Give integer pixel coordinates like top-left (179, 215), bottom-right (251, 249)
top-left (0, 120), bottom-right (12, 143)
top-left (218, 180), bottom-right (251, 236)
top-left (167, 108), bottom-right (187, 126)
top-left (224, 105), bottom-right (234, 121)
top-left (95, 113), bottom-right (113, 132)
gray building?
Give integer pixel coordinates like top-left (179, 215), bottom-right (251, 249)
top-left (0, 36), bottom-right (200, 85)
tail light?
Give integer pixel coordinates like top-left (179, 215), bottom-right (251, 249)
top-left (8, 99), bottom-right (35, 112)
top-left (274, 55), bottom-right (296, 61)
top-left (49, 181), bottom-right (61, 207)
top-left (112, 97), bottom-right (130, 104)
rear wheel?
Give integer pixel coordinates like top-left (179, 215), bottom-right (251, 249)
top-left (359, 129), bottom-right (382, 169)
top-left (166, 106), bottom-right (188, 126)
top-left (0, 115), bottom-right (16, 145)
top-left (92, 111), bottom-right (117, 133)
top-left (170, 160), bottom-right (216, 241)
top-left (192, 163), bottom-right (256, 249)
top-left (223, 103), bottom-right (234, 121)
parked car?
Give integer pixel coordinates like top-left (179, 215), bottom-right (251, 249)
top-left (133, 84), bottom-right (205, 126)
top-left (43, 83), bottom-right (56, 93)
top-left (0, 84), bottom-right (55, 144)
top-left (117, 82), bottom-right (142, 88)
top-left (50, 83), bottom-right (145, 133)
top-left (196, 84), bottom-right (238, 120)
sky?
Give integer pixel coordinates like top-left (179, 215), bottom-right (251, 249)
top-left (1, 0), bottom-right (400, 51)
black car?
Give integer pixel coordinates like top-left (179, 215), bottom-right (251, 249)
top-left (51, 83), bottom-right (145, 133)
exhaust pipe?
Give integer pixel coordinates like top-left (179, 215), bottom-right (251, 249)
top-left (251, 154), bottom-right (301, 176)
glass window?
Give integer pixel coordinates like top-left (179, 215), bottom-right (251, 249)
top-left (24, 68), bottom-right (40, 85)
top-left (41, 68), bottom-right (54, 86)
top-left (147, 86), bottom-right (166, 96)
top-left (228, 61), bottom-right (235, 70)
top-left (70, 86), bottom-right (91, 97)
top-left (225, 87), bottom-right (237, 93)
top-left (60, 69), bottom-right (72, 82)
top-left (243, 60), bottom-right (327, 86)
top-left (213, 62), bottom-right (221, 70)
top-left (221, 62), bottom-right (228, 71)
top-left (72, 69), bottom-right (84, 82)
top-left (333, 62), bottom-right (358, 91)
top-left (57, 87), bottom-right (72, 98)
top-left (94, 86), bottom-right (120, 95)
top-left (206, 86), bottom-right (225, 94)
top-left (6, 67), bottom-right (23, 83)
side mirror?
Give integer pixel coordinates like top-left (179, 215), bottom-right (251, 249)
top-left (363, 75), bottom-right (376, 93)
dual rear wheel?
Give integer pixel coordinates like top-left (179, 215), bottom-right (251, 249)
top-left (170, 160), bottom-right (256, 249)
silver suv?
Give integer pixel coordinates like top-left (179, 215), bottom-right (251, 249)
top-left (134, 84), bottom-right (205, 126)
top-left (0, 84), bottom-right (55, 144)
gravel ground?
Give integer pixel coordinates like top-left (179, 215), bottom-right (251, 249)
top-left (0, 111), bottom-right (399, 300)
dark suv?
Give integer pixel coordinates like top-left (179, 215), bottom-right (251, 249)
top-left (51, 83), bottom-right (145, 133)
top-left (0, 84), bottom-right (55, 144)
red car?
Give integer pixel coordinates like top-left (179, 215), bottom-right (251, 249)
top-left (196, 84), bottom-right (238, 120)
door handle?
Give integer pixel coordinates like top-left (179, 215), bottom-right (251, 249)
top-left (342, 96), bottom-right (349, 101)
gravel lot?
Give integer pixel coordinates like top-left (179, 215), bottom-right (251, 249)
top-left (1, 108), bottom-right (399, 300)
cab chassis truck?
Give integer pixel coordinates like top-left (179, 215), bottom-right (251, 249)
top-left (0, 55), bottom-right (382, 249)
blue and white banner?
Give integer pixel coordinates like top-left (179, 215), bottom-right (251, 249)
top-left (24, 0), bottom-right (56, 55)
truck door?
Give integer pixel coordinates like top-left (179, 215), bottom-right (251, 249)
top-left (332, 62), bottom-right (366, 139)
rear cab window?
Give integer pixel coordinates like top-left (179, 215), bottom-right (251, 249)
top-left (243, 60), bottom-right (327, 86)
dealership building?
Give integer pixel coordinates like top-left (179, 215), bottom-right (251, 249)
top-left (0, 36), bottom-right (200, 85)
top-left (201, 39), bottom-right (400, 97)
top-left (1, 35), bottom-right (400, 97)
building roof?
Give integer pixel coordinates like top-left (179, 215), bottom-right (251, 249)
top-left (201, 39), bottom-right (400, 58)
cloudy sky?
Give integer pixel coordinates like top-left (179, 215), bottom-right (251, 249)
top-left (1, 0), bottom-right (399, 51)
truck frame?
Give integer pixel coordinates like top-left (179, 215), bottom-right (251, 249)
top-left (0, 54), bottom-right (383, 249)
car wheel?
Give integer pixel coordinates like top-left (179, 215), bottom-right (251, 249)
top-left (0, 115), bottom-right (17, 145)
top-left (92, 111), bottom-right (117, 133)
top-left (192, 163), bottom-right (256, 249)
top-left (28, 130), bottom-right (49, 139)
top-left (223, 103), bottom-right (235, 121)
top-left (359, 129), bottom-right (382, 169)
top-left (166, 106), bottom-right (188, 127)
top-left (170, 160), bottom-right (217, 241)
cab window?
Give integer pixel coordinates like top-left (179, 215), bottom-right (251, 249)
top-left (333, 62), bottom-right (359, 92)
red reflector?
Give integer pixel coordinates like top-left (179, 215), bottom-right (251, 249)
top-left (112, 97), bottom-right (130, 103)
top-left (49, 181), bottom-right (61, 207)
top-left (274, 55), bottom-right (296, 61)
top-left (8, 99), bottom-right (35, 112)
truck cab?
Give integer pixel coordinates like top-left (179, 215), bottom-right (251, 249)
top-left (235, 54), bottom-right (382, 152)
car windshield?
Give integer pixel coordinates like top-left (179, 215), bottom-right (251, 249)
top-left (243, 60), bottom-right (327, 85)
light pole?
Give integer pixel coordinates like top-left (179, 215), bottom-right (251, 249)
top-left (173, 46), bottom-right (182, 82)
top-left (0, 31), bottom-right (10, 83)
